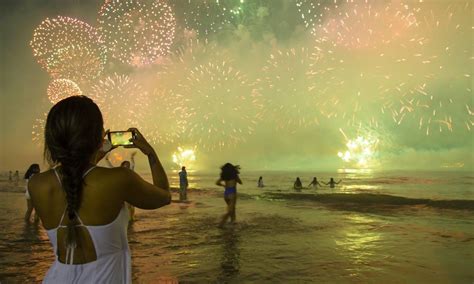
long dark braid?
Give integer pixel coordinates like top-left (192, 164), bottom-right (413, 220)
top-left (44, 96), bottom-right (103, 250)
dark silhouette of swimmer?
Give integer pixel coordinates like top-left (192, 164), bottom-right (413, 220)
top-left (323, 177), bottom-right (342, 188)
top-left (294, 177), bottom-right (303, 190)
top-left (257, 176), bottom-right (264, 188)
top-left (308, 177), bottom-right (322, 188)
top-left (216, 163), bottom-right (241, 228)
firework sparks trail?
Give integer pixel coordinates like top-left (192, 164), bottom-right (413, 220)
top-left (98, 0), bottom-right (176, 67)
top-left (171, 0), bottom-right (234, 37)
top-left (46, 79), bottom-right (82, 104)
top-left (88, 74), bottom-right (149, 132)
top-left (256, 47), bottom-right (327, 130)
top-left (394, 2), bottom-right (473, 134)
top-left (30, 16), bottom-right (106, 83)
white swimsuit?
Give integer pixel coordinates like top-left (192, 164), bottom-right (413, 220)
top-left (42, 167), bottom-right (131, 283)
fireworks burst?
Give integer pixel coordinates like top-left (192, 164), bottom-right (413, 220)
top-left (172, 0), bottom-right (234, 37)
top-left (337, 128), bottom-right (379, 168)
top-left (394, 2), bottom-right (473, 134)
top-left (315, 1), bottom-right (418, 50)
top-left (144, 88), bottom-right (187, 145)
top-left (162, 56), bottom-right (262, 150)
top-left (88, 74), bottom-right (149, 131)
top-left (296, 0), bottom-right (338, 31)
top-left (256, 47), bottom-right (325, 129)
top-left (313, 38), bottom-right (426, 128)
top-left (45, 45), bottom-right (106, 83)
top-left (98, 0), bottom-right (176, 67)
top-left (30, 16), bottom-right (106, 82)
top-left (32, 113), bottom-right (47, 146)
top-left (46, 79), bottom-right (82, 104)
top-left (172, 147), bottom-right (197, 169)
top-left (306, 2), bottom-right (422, 128)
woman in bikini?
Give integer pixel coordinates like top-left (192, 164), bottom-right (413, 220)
top-left (216, 163), bottom-right (242, 228)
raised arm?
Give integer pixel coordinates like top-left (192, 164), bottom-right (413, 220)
top-left (122, 128), bottom-right (170, 209)
top-left (236, 176), bottom-right (243, 185)
top-left (129, 151), bottom-right (137, 171)
top-left (336, 180), bottom-right (342, 184)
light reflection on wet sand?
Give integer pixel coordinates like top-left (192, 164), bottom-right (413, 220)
top-left (1, 180), bottom-right (473, 283)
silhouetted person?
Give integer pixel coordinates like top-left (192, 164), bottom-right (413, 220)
top-left (14, 170), bottom-right (20, 185)
top-left (324, 177), bottom-right (342, 188)
top-left (308, 177), bottom-right (322, 188)
top-left (8, 171), bottom-right (12, 182)
top-left (179, 166), bottom-right (188, 201)
top-left (294, 177), bottom-right (303, 190)
top-left (257, 176), bottom-right (264, 188)
top-left (24, 164), bottom-right (40, 222)
top-left (216, 163), bottom-right (242, 228)
top-left (106, 151), bottom-right (137, 221)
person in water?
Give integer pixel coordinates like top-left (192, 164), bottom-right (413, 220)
top-left (308, 177), bottom-right (322, 188)
top-left (13, 170), bottom-right (19, 185)
top-left (24, 163), bottom-right (41, 222)
top-left (324, 177), bottom-right (342, 188)
top-left (179, 166), bottom-right (189, 201)
top-left (105, 151), bottom-right (138, 221)
top-left (257, 176), bottom-right (264, 188)
top-left (216, 163), bottom-right (242, 228)
top-left (294, 177), bottom-right (303, 190)
top-left (8, 170), bottom-right (12, 182)
top-left (28, 96), bottom-right (170, 283)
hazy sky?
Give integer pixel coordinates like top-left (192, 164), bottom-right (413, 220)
top-left (0, 0), bottom-right (473, 172)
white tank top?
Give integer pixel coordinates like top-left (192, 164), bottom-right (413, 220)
top-left (42, 167), bottom-right (131, 283)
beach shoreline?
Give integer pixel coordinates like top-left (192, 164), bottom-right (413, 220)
top-left (1, 172), bottom-right (473, 283)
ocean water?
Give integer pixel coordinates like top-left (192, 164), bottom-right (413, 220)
top-left (0, 170), bottom-right (473, 283)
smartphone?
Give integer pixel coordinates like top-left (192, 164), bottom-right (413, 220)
top-left (108, 131), bottom-right (135, 147)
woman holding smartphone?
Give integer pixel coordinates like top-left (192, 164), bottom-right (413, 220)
top-left (28, 96), bottom-right (170, 283)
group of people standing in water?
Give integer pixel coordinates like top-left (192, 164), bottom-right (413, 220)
top-left (257, 176), bottom-right (342, 190)
top-left (293, 177), bottom-right (342, 190)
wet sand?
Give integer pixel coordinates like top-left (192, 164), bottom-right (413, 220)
top-left (0, 178), bottom-right (473, 283)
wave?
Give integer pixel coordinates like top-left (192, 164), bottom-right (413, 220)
top-left (262, 192), bottom-right (474, 211)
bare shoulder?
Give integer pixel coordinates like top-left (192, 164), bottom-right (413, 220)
top-left (91, 166), bottom-right (136, 189)
top-left (28, 170), bottom-right (56, 193)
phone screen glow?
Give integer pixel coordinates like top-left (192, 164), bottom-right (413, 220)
top-left (109, 131), bottom-right (133, 146)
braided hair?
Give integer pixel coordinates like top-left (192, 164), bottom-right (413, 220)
top-left (44, 96), bottom-right (103, 249)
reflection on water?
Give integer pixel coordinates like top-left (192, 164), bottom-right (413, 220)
top-left (1, 173), bottom-right (473, 283)
top-left (340, 184), bottom-right (381, 193)
top-left (218, 227), bottom-right (241, 282)
top-left (335, 215), bottom-right (382, 269)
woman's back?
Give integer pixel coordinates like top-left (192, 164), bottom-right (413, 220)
top-left (32, 96), bottom-right (171, 283)
top-left (30, 167), bottom-right (132, 230)
top-left (223, 179), bottom-right (239, 188)
top-left (29, 166), bottom-right (133, 283)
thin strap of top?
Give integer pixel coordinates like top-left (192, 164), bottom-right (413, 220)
top-left (53, 166), bottom-right (97, 228)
